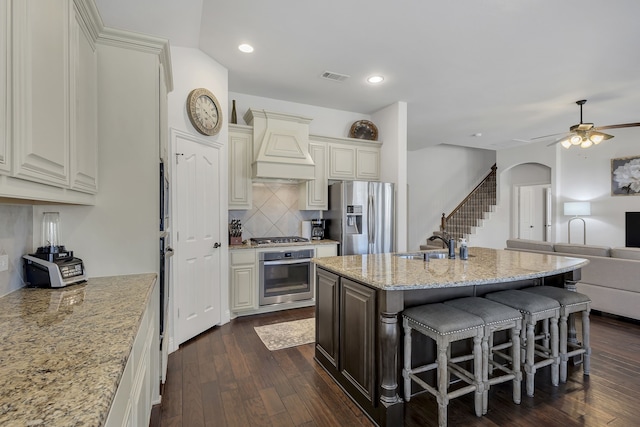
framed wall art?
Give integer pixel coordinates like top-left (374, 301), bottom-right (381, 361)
top-left (611, 155), bottom-right (640, 196)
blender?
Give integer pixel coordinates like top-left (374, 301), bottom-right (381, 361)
top-left (23, 212), bottom-right (86, 288)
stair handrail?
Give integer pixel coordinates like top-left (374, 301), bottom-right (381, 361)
top-left (440, 163), bottom-right (497, 234)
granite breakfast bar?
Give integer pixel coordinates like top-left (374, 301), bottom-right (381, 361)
top-left (312, 247), bottom-right (589, 427)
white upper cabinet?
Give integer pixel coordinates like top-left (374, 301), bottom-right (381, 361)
top-left (2, 0), bottom-right (99, 203)
top-left (13, 0), bottom-right (71, 187)
top-left (355, 146), bottom-right (380, 180)
top-left (70, 1), bottom-right (98, 193)
top-left (228, 124), bottom-right (253, 210)
top-left (322, 135), bottom-right (382, 182)
top-left (299, 140), bottom-right (328, 210)
top-left (0, 0), bottom-right (9, 174)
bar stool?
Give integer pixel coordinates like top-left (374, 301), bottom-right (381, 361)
top-left (485, 289), bottom-right (560, 397)
top-left (520, 286), bottom-right (591, 382)
top-left (403, 303), bottom-right (484, 427)
top-left (444, 297), bottom-right (523, 414)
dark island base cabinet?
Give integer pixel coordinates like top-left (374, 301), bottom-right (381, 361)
top-left (315, 269), bottom-right (380, 419)
top-left (316, 269), bottom-right (339, 367)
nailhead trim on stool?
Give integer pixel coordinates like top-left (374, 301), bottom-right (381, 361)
top-left (485, 290), bottom-right (560, 397)
top-left (444, 297), bottom-right (523, 414)
top-left (403, 303), bottom-right (484, 427)
top-left (521, 286), bottom-right (591, 382)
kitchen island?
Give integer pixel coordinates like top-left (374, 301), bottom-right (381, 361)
top-left (0, 273), bottom-right (157, 426)
top-left (312, 247), bottom-right (588, 427)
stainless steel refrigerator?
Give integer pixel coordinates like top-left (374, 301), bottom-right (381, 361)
top-left (325, 181), bottom-right (395, 255)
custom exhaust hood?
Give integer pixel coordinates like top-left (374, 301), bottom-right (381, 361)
top-left (244, 109), bottom-right (315, 181)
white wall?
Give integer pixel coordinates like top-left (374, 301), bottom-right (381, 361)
top-left (33, 43), bottom-right (162, 277)
top-left (407, 144), bottom-right (496, 250)
top-left (228, 92), bottom-right (370, 138)
top-left (556, 128), bottom-right (640, 247)
top-left (169, 47), bottom-right (228, 143)
top-left (0, 205), bottom-right (32, 297)
top-left (478, 128), bottom-right (640, 249)
top-left (373, 102), bottom-right (408, 251)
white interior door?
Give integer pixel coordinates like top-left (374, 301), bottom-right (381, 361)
top-left (518, 185), bottom-right (545, 241)
top-left (174, 131), bottom-right (222, 345)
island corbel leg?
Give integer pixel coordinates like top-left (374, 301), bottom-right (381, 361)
top-left (380, 311), bottom-right (401, 405)
top-left (378, 291), bottom-right (404, 426)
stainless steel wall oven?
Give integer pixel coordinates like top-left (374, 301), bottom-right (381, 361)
top-left (258, 248), bottom-right (314, 306)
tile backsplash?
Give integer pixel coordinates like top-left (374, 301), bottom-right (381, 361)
top-left (0, 204), bottom-right (32, 297)
top-left (229, 183), bottom-right (321, 240)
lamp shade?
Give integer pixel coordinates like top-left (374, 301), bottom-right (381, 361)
top-left (564, 201), bottom-right (591, 216)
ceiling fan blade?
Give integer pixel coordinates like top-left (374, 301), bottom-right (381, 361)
top-left (546, 133), bottom-right (574, 147)
top-left (530, 131), bottom-right (568, 141)
top-left (595, 122), bottom-right (640, 130)
top-left (589, 130), bottom-right (614, 140)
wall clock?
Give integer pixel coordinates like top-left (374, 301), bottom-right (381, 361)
top-left (186, 88), bottom-right (223, 136)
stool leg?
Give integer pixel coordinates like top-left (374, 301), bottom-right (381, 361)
top-left (550, 315), bottom-right (560, 387)
top-left (511, 324), bottom-right (522, 405)
top-left (542, 318), bottom-right (550, 350)
top-left (403, 323), bottom-right (412, 402)
top-left (559, 312), bottom-right (568, 382)
top-left (473, 335), bottom-right (483, 417)
top-left (582, 310), bottom-right (591, 376)
top-left (525, 319), bottom-right (536, 397)
top-left (437, 342), bottom-right (449, 427)
top-left (481, 332), bottom-right (489, 415)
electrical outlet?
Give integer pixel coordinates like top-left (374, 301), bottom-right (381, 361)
top-left (0, 254), bottom-right (8, 272)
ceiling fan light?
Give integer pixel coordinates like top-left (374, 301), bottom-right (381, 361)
top-left (560, 139), bottom-right (572, 149)
top-left (581, 139), bottom-right (593, 148)
top-left (570, 135), bottom-right (582, 145)
top-left (589, 134), bottom-right (604, 144)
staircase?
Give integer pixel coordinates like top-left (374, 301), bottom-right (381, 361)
top-left (426, 164), bottom-right (497, 247)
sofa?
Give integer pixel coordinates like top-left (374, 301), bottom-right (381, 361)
top-left (505, 238), bottom-right (640, 321)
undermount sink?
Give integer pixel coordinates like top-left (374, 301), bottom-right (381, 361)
top-left (394, 252), bottom-right (448, 260)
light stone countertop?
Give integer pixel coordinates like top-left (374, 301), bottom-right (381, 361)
top-left (312, 247), bottom-right (589, 290)
top-left (229, 239), bottom-right (339, 250)
top-left (0, 273), bottom-right (157, 427)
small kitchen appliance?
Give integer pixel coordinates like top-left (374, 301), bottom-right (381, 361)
top-left (311, 219), bottom-right (325, 240)
top-left (23, 212), bottom-right (86, 288)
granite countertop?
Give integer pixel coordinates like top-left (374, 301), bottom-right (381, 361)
top-left (229, 239), bottom-right (339, 250)
top-left (0, 273), bottom-right (157, 426)
top-left (312, 247), bottom-right (589, 290)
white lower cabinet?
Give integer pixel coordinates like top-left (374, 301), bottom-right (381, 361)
top-left (315, 243), bottom-right (338, 258)
top-left (230, 249), bottom-right (257, 312)
top-left (105, 282), bottom-right (158, 427)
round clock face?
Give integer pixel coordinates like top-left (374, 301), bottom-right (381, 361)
top-left (187, 88), bottom-right (223, 136)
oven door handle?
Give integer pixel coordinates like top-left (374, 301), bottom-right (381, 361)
top-left (262, 259), bottom-right (311, 266)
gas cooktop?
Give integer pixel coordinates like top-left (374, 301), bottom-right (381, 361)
top-left (250, 236), bottom-right (310, 245)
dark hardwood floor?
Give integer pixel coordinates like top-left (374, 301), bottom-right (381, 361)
top-left (151, 308), bottom-right (640, 427)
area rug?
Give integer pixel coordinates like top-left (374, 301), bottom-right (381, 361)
top-left (254, 318), bottom-right (315, 351)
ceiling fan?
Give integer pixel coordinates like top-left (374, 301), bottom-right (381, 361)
top-left (533, 99), bottom-right (640, 149)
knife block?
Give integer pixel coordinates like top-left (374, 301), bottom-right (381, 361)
top-left (229, 235), bottom-right (242, 245)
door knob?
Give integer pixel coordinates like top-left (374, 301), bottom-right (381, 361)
top-left (213, 242), bottom-right (221, 248)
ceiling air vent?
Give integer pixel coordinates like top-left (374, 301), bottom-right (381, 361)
top-left (320, 71), bottom-right (350, 82)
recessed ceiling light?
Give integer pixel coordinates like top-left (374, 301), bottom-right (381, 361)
top-left (238, 44), bottom-right (254, 53)
top-left (367, 75), bottom-right (384, 84)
